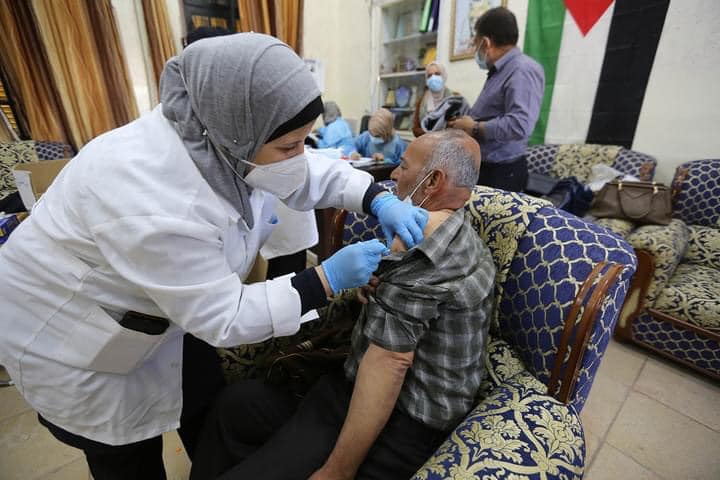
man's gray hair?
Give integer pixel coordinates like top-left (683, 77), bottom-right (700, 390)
top-left (420, 130), bottom-right (479, 188)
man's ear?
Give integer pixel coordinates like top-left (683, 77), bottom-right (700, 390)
top-left (426, 169), bottom-right (446, 192)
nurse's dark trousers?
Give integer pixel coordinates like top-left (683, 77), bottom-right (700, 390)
top-left (38, 334), bottom-right (225, 480)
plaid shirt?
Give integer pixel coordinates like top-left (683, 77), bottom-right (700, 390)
top-left (344, 209), bottom-right (495, 431)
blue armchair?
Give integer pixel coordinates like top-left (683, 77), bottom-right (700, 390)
top-left (616, 159), bottom-right (720, 379)
top-left (332, 183), bottom-right (637, 479)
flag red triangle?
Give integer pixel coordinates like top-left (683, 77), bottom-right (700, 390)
top-left (564, 0), bottom-right (614, 36)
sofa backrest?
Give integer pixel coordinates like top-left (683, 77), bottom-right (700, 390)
top-left (526, 144), bottom-right (657, 182)
top-left (671, 159), bottom-right (720, 227)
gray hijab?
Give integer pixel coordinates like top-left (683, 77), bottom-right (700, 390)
top-left (159, 33), bottom-right (320, 228)
top-left (323, 101), bottom-right (341, 125)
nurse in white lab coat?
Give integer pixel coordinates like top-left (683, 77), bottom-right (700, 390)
top-left (0, 34), bottom-right (428, 479)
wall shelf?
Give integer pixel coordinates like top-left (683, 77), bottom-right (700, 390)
top-left (379, 70), bottom-right (425, 79)
top-left (383, 30), bottom-right (437, 46)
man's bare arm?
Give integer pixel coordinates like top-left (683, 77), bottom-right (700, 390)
top-left (309, 343), bottom-right (413, 479)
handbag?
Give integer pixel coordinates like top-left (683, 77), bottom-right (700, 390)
top-left (589, 180), bottom-right (672, 225)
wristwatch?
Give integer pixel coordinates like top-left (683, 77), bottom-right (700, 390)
top-left (471, 121), bottom-right (482, 141)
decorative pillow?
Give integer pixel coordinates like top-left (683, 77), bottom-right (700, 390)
top-left (551, 144), bottom-right (621, 184)
top-left (627, 219), bottom-right (689, 304)
top-left (685, 225), bottom-right (720, 270)
top-left (0, 141), bottom-right (38, 199)
top-left (412, 372), bottom-right (584, 480)
top-left (593, 217), bottom-right (636, 238)
top-left (654, 263), bottom-right (720, 332)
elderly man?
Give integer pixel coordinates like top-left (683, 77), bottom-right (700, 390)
top-left (190, 130), bottom-right (496, 480)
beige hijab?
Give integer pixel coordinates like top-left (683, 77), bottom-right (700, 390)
top-left (368, 108), bottom-right (394, 141)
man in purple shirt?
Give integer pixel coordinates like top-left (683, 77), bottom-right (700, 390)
top-left (448, 7), bottom-right (544, 192)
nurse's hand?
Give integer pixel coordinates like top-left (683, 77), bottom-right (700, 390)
top-left (321, 240), bottom-right (389, 295)
top-left (371, 193), bottom-right (429, 249)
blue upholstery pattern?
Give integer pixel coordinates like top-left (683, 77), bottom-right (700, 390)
top-left (671, 159), bottom-right (720, 227)
top-left (526, 144), bottom-right (558, 176)
top-left (613, 148), bottom-right (657, 181)
top-left (412, 371), bottom-right (585, 480)
top-left (34, 141), bottom-right (73, 160)
top-left (501, 207), bottom-right (636, 412)
top-left (631, 311), bottom-right (720, 377)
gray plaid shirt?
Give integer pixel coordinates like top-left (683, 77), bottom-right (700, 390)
top-left (344, 209), bottom-right (495, 431)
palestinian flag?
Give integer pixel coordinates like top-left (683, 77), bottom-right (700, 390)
top-left (523, 0), bottom-right (670, 148)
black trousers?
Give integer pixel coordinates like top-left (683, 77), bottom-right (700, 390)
top-left (190, 373), bottom-right (449, 480)
top-left (39, 334), bottom-right (226, 480)
top-left (477, 155), bottom-right (528, 192)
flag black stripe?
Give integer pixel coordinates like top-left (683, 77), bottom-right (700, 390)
top-left (586, 0), bottom-right (670, 147)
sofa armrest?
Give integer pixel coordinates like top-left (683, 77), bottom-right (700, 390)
top-left (412, 371), bottom-right (585, 480)
top-left (626, 219), bottom-right (689, 306)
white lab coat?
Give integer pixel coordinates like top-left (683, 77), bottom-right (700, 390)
top-left (0, 106), bottom-right (372, 445)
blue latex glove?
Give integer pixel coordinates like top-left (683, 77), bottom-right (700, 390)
top-left (321, 239), bottom-right (389, 295)
top-left (371, 194), bottom-right (429, 248)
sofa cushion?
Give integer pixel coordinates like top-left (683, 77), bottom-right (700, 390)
top-left (593, 217), bottom-right (636, 238)
top-left (0, 141), bottom-right (38, 199)
top-left (412, 371), bottom-right (584, 480)
top-left (627, 219), bottom-right (689, 304)
top-left (653, 262), bottom-right (720, 332)
top-left (550, 144), bottom-right (621, 184)
top-left (686, 225), bottom-right (720, 270)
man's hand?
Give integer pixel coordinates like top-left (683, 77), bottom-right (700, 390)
top-left (447, 115), bottom-right (475, 133)
top-left (357, 276), bottom-right (380, 304)
top-left (372, 152), bottom-right (385, 162)
top-left (350, 152), bottom-right (361, 160)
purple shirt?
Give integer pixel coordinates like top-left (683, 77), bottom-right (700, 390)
top-left (469, 47), bottom-right (545, 163)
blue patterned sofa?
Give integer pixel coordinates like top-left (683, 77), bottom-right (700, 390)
top-left (616, 159), bottom-right (720, 379)
top-left (330, 183), bottom-right (637, 479)
top-left (526, 144), bottom-right (658, 238)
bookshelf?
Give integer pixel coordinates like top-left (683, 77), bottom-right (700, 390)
top-left (371, 0), bottom-right (440, 141)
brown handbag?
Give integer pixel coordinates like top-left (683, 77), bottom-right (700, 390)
top-left (589, 180), bottom-right (672, 225)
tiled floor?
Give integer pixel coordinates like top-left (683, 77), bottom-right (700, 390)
top-left (1, 339), bottom-right (719, 479)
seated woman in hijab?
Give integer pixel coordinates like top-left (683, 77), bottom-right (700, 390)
top-left (412, 62), bottom-right (455, 137)
top-left (352, 108), bottom-right (407, 165)
top-left (316, 101), bottom-right (355, 156)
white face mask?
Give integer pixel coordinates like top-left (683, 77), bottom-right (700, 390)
top-left (240, 153), bottom-right (308, 199)
top-left (214, 142), bottom-right (308, 199)
top-left (402, 170), bottom-right (434, 207)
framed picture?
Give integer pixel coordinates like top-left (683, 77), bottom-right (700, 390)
top-left (450, 0), bottom-right (507, 61)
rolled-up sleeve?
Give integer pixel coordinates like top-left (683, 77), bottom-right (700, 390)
top-left (483, 66), bottom-right (544, 142)
top-left (364, 282), bottom-right (438, 353)
top-left (91, 215), bottom-right (302, 347)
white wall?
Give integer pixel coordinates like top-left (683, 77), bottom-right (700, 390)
top-left (632, 0), bottom-right (720, 183)
top-left (302, 0), bottom-right (374, 126)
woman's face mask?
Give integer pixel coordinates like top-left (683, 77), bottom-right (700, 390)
top-left (426, 74), bottom-right (444, 93)
top-left (240, 154), bottom-right (308, 199)
top-left (370, 135), bottom-right (385, 145)
top-left (214, 141), bottom-right (309, 199)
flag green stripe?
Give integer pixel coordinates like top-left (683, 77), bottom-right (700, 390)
top-left (523, 0), bottom-right (566, 145)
